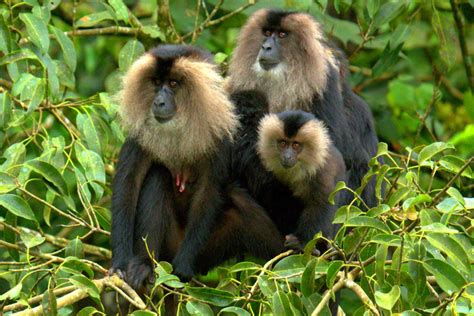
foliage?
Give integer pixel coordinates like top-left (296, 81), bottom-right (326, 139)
top-left (0, 0), bottom-right (473, 315)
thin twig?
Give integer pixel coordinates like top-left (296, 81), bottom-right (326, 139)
top-left (449, 0), bottom-right (474, 90)
top-left (430, 157), bottom-right (474, 206)
top-left (244, 250), bottom-right (293, 306)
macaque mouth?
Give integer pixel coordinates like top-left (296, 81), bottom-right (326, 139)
top-left (259, 58), bottom-right (279, 70)
top-left (281, 159), bottom-right (297, 169)
top-left (154, 114), bottom-right (174, 123)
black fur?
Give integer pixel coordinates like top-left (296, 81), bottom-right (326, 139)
top-left (265, 9), bottom-right (295, 31)
top-left (278, 110), bottom-right (316, 138)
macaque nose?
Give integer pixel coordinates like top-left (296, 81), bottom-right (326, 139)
top-left (156, 95), bottom-right (166, 107)
top-left (262, 42), bottom-right (272, 51)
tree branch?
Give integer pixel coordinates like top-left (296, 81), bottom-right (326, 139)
top-left (11, 276), bottom-right (145, 315)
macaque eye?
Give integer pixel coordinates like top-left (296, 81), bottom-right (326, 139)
top-left (263, 29), bottom-right (272, 37)
top-left (278, 31), bottom-right (287, 38)
top-left (292, 142), bottom-right (301, 151)
top-left (169, 79), bottom-right (178, 87)
top-left (154, 78), bottom-right (161, 85)
top-left (278, 140), bottom-right (287, 149)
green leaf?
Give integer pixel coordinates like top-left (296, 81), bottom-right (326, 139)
top-left (108, 0), bottom-right (129, 22)
top-left (436, 198), bottom-right (463, 213)
top-left (50, 26), bottom-right (77, 71)
top-left (185, 287), bottom-right (234, 307)
top-left (423, 259), bottom-right (467, 294)
top-left (25, 160), bottom-right (67, 195)
top-left (0, 92), bottom-right (12, 128)
top-left (367, 204), bottom-right (390, 217)
top-left (372, 42), bottom-right (403, 77)
top-left (446, 187), bottom-right (465, 206)
top-left (387, 187), bottom-right (411, 207)
top-left (371, 234), bottom-right (401, 246)
top-left (272, 290), bottom-right (292, 316)
top-left (375, 244), bottom-right (388, 286)
top-left (228, 261), bottom-right (260, 273)
top-left (70, 275), bottom-right (100, 299)
top-left (301, 258), bottom-right (316, 297)
top-left (155, 274), bottom-right (184, 288)
top-left (0, 49), bottom-right (39, 65)
top-left (219, 307), bottom-right (250, 316)
top-left (76, 114), bottom-right (102, 154)
top-left (0, 15), bottom-right (11, 53)
top-left (326, 260), bottom-right (343, 289)
top-left (76, 11), bottom-right (114, 28)
top-left (418, 142), bottom-right (455, 163)
top-left (328, 181), bottom-right (346, 205)
top-left (77, 306), bottom-right (100, 316)
top-left (345, 216), bottom-right (390, 233)
top-left (185, 301), bottom-right (213, 316)
top-left (214, 52), bottom-right (228, 65)
top-left (0, 143), bottom-right (26, 175)
top-left (333, 205), bottom-right (362, 224)
top-left (119, 39), bottom-right (145, 72)
top-left (373, 1), bottom-right (405, 28)
top-left (65, 238), bottom-right (84, 258)
top-left (142, 26), bottom-right (165, 40)
top-left (420, 222), bottom-right (458, 234)
top-left (425, 233), bottom-right (470, 275)
top-left (19, 13), bottom-right (50, 53)
top-left (367, 0), bottom-right (380, 18)
top-left (20, 229), bottom-right (45, 248)
top-left (0, 172), bottom-right (16, 193)
top-left (374, 285), bottom-right (400, 310)
top-left (77, 148), bottom-right (105, 200)
top-left (257, 275), bottom-right (276, 297)
top-left (0, 194), bottom-right (36, 221)
top-left (0, 283), bottom-right (22, 301)
top-left (439, 155), bottom-right (473, 179)
top-left (402, 194), bottom-right (432, 210)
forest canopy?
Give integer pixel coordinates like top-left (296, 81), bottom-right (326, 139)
top-left (0, 0), bottom-right (473, 315)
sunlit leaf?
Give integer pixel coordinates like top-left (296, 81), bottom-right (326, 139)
top-left (375, 285), bottom-right (400, 310)
top-left (70, 275), bottom-right (100, 299)
top-left (418, 142), bottom-right (455, 163)
top-left (0, 172), bottom-right (16, 193)
top-left (0, 283), bottom-right (22, 301)
top-left (345, 216), bottom-right (390, 233)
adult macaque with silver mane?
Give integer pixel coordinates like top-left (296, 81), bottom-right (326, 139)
top-left (229, 9), bottom-right (379, 209)
top-left (110, 45), bottom-right (284, 289)
top-left (257, 110), bottom-right (346, 252)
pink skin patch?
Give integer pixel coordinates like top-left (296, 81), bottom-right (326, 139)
top-left (175, 169), bottom-right (191, 193)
